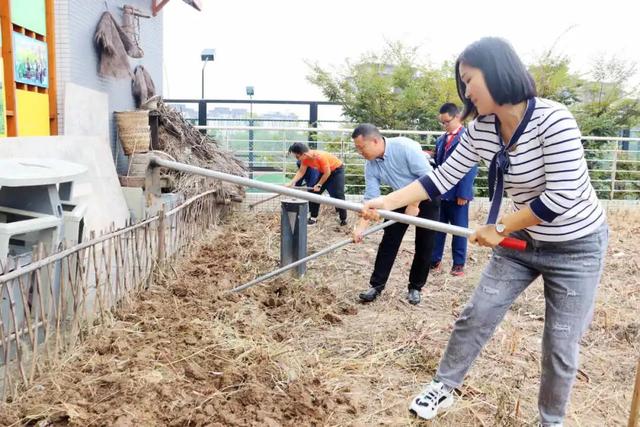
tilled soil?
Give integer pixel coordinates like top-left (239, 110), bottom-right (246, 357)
top-left (0, 208), bottom-right (637, 426)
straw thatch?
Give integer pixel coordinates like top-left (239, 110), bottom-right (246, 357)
top-left (94, 11), bottom-right (143, 78)
top-left (154, 100), bottom-right (247, 198)
top-left (132, 65), bottom-right (156, 108)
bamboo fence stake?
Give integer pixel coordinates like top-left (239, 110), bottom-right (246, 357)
top-left (629, 358), bottom-right (640, 427)
top-left (157, 208), bottom-right (166, 269)
top-left (16, 275), bottom-right (34, 354)
top-left (5, 280), bottom-right (28, 385)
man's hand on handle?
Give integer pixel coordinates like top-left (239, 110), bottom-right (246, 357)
top-left (352, 219), bottom-right (370, 243)
top-left (360, 197), bottom-right (386, 221)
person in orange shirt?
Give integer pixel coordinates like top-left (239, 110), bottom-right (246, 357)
top-left (287, 142), bottom-right (347, 226)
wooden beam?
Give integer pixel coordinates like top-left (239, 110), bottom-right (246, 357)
top-left (45, 0), bottom-right (57, 135)
top-left (151, 0), bottom-right (171, 16)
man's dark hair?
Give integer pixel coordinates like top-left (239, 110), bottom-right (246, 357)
top-left (439, 103), bottom-right (459, 116)
top-left (351, 123), bottom-right (382, 140)
top-left (455, 37), bottom-right (537, 120)
top-left (288, 142), bottom-right (310, 155)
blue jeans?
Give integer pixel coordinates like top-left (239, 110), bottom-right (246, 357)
top-left (431, 200), bottom-right (469, 267)
top-left (295, 160), bottom-right (320, 188)
top-left (308, 166), bottom-right (347, 221)
top-left (434, 222), bottom-right (608, 425)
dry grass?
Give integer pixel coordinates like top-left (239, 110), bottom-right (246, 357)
top-left (155, 100), bottom-right (247, 198)
top-left (0, 207), bottom-right (637, 426)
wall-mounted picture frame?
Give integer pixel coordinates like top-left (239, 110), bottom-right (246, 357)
top-left (13, 32), bottom-right (48, 88)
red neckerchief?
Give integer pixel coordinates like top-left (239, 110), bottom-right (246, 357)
top-left (444, 126), bottom-right (462, 152)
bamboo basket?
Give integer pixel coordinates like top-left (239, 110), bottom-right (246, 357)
top-left (115, 110), bottom-right (150, 155)
top-left (118, 127), bottom-right (151, 155)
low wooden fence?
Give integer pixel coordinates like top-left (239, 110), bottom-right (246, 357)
top-left (0, 190), bottom-right (228, 401)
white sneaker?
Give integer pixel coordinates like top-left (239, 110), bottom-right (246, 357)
top-left (409, 380), bottom-right (454, 420)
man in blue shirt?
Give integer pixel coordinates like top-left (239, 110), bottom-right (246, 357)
top-left (430, 103), bottom-right (478, 276)
top-left (352, 124), bottom-right (440, 305)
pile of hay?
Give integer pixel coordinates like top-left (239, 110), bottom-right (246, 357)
top-left (155, 100), bottom-right (247, 199)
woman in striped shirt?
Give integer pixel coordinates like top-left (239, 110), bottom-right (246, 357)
top-left (362, 37), bottom-right (608, 426)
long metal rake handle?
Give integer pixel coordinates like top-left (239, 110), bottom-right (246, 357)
top-left (248, 186), bottom-right (313, 209)
top-left (150, 157), bottom-right (526, 251)
top-left (229, 220), bottom-right (396, 293)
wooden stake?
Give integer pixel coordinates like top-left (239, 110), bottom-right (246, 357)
top-left (157, 208), bottom-right (166, 268)
top-left (629, 358), bottom-right (640, 427)
top-left (5, 280), bottom-right (28, 385)
top-left (90, 233), bottom-right (105, 322)
top-left (99, 240), bottom-right (111, 311)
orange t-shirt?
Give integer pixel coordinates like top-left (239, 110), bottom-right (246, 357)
top-left (301, 150), bottom-right (343, 174)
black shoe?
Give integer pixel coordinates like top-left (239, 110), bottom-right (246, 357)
top-left (339, 219), bottom-right (348, 226)
top-left (407, 289), bottom-right (421, 305)
top-left (307, 217), bottom-right (317, 225)
top-left (358, 287), bottom-right (381, 303)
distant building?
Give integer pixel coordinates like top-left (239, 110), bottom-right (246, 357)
top-left (231, 108), bottom-right (248, 118)
top-left (172, 104), bottom-right (197, 120)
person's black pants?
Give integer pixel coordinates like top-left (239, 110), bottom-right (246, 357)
top-left (369, 199), bottom-right (440, 291)
top-left (308, 166), bottom-right (347, 221)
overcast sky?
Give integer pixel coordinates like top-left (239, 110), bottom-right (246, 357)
top-left (162, 0), bottom-right (639, 116)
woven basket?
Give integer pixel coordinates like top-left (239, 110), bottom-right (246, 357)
top-left (115, 110), bottom-right (149, 133)
top-left (119, 127), bottom-right (150, 155)
top-left (115, 110), bottom-right (151, 155)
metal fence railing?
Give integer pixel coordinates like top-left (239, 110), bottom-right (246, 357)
top-left (0, 190), bottom-right (229, 401)
top-left (200, 125), bottom-right (640, 200)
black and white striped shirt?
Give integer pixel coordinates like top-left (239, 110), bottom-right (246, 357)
top-left (418, 97), bottom-right (605, 242)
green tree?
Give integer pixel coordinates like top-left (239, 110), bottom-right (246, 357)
top-left (528, 51), bottom-right (582, 106)
top-left (571, 56), bottom-right (640, 199)
top-left (307, 42), bottom-right (457, 131)
top-left (571, 56), bottom-right (640, 136)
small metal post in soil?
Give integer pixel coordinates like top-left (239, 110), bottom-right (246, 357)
top-left (280, 199), bottom-right (307, 278)
top-left (231, 220), bottom-right (395, 293)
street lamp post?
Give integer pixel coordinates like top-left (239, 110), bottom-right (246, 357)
top-left (198, 49), bottom-right (215, 130)
top-left (200, 49), bottom-right (215, 98)
top-left (246, 86), bottom-right (255, 179)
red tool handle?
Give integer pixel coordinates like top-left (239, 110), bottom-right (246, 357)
top-left (499, 237), bottom-right (527, 251)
